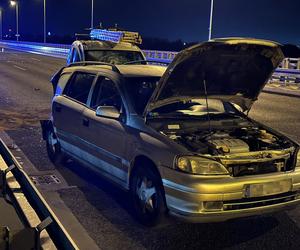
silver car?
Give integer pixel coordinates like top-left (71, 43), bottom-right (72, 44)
top-left (42, 38), bottom-right (300, 226)
top-left (67, 40), bottom-right (146, 65)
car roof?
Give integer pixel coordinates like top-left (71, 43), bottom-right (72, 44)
top-left (210, 37), bottom-right (281, 46)
top-left (63, 64), bottom-right (167, 78)
top-left (117, 65), bottom-right (166, 77)
top-left (73, 40), bottom-right (142, 52)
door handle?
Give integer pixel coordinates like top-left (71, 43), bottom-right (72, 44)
top-left (82, 118), bottom-right (89, 127)
top-left (55, 105), bottom-right (62, 112)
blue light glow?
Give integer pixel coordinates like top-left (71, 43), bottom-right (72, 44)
top-left (90, 29), bottom-right (123, 43)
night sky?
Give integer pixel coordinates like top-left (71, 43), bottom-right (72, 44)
top-left (0, 0), bottom-right (300, 44)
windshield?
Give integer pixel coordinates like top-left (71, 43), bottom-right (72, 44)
top-left (150, 99), bottom-right (238, 118)
top-left (85, 50), bottom-right (144, 64)
top-left (124, 77), bottom-right (160, 114)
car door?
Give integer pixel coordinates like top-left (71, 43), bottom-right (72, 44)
top-left (81, 76), bottom-right (128, 184)
top-left (52, 71), bottom-right (96, 158)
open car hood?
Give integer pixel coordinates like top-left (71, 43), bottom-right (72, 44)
top-left (145, 38), bottom-right (287, 114)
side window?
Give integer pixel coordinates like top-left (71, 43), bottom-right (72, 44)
top-left (91, 77), bottom-right (123, 112)
top-left (64, 72), bottom-right (95, 104)
top-left (55, 73), bottom-right (71, 96)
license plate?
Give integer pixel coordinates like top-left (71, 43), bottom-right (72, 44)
top-left (244, 179), bottom-right (292, 198)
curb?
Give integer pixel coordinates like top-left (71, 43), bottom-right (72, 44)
top-left (263, 86), bottom-right (300, 98)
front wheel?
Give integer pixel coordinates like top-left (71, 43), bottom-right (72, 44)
top-left (130, 166), bottom-right (166, 226)
top-left (46, 128), bottom-right (65, 164)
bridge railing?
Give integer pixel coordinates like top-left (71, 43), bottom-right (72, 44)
top-left (1, 40), bottom-right (300, 88)
top-left (143, 49), bottom-right (178, 63)
top-left (0, 40), bottom-right (70, 58)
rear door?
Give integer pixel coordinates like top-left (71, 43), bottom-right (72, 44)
top-left (81, 76), bottom-right (129, 185)
top-left (52, 71), bottom-right (96, 157)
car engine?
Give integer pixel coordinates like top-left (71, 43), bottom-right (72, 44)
top-left (161, 126), bottom-right (293, 156)
top-left (159, 125), bottom-right (296, 176)
top-left (207, 138), bottom-right (249, 155)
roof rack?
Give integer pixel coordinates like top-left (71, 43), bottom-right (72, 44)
top-left (90, 28), bottom-right (142, 45)
top-left (68, 61), bottom-right (120, 73)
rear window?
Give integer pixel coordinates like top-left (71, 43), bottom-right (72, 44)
top-left (63, 72), bottom-right (95, 104)
top-left (85, 50), bottom-right (144, 64)
top-left (124, 77), bottom-right (160, 114)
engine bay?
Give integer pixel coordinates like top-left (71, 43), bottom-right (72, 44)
top-left (158, 125), bottom-right (295, 176)
top-left (163, 125), bottom-right (294, 156)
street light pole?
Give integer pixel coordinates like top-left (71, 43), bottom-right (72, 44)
top-left (16, 2), bottom-right (19, 41)
top-left (10, 1), bottom-right (19, 41)
top-left (208, 0), bottom-right (214, 40)
top-left (91, 0), bottom-right (94, 29)
top-left (0, 9), bottom-right (3, 40)
top-left (44, 0), bottom-right (46, 43)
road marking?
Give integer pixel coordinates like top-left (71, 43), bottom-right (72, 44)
top-left (13, 65), bottom-right (27, 71)
top-left (31, 57), bottom-right (41, 62)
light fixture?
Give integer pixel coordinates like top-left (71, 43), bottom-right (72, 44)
top-left (10, 1), bottom-right (17, 7)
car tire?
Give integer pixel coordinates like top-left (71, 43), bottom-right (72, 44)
top-left (46, 127), bottom-right (66, 164)
top-left (130, 166), bottom-right (166, 226)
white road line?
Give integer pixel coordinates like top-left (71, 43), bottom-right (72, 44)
top-left (31, 57), bottom-right (41, 62)
top-left (13, 65), bottom-right (27, 71)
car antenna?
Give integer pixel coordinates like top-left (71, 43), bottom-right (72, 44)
top-left (203, 73), bottom-right (212, 133)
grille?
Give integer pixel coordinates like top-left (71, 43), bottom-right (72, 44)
top-left (227, 160), bottom-right (286, 177)
top-left (223, 191), bottom-right (297, 211)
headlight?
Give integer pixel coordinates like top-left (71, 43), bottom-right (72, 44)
top-left (176, 156), bottom-right (229, 175)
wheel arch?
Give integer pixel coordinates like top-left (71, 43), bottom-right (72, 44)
top-left (129, 155), bottom-right (165, 196)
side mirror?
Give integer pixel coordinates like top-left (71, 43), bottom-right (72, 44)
top-left (95, 106), bottom-right (121, 119)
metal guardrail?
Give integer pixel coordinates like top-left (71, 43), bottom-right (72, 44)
top-left (0, 139), bottom-right (78, 250)
top-left (1, 40), bottom-right (300, 86)
top-left (0, 40), bottom-right (70, 58)
top-left (143, 49), bottom-right (177, 63)
top-left (0, 40), bottom-right (179, 62)
top-left (0, 40), bottom-right (177, 62)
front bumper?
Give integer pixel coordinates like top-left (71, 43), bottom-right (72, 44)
top-left (162, 167), bottom-right (300, 223)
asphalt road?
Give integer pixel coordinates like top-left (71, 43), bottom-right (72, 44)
top-left (1, 49), bottom-right (300, 250)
